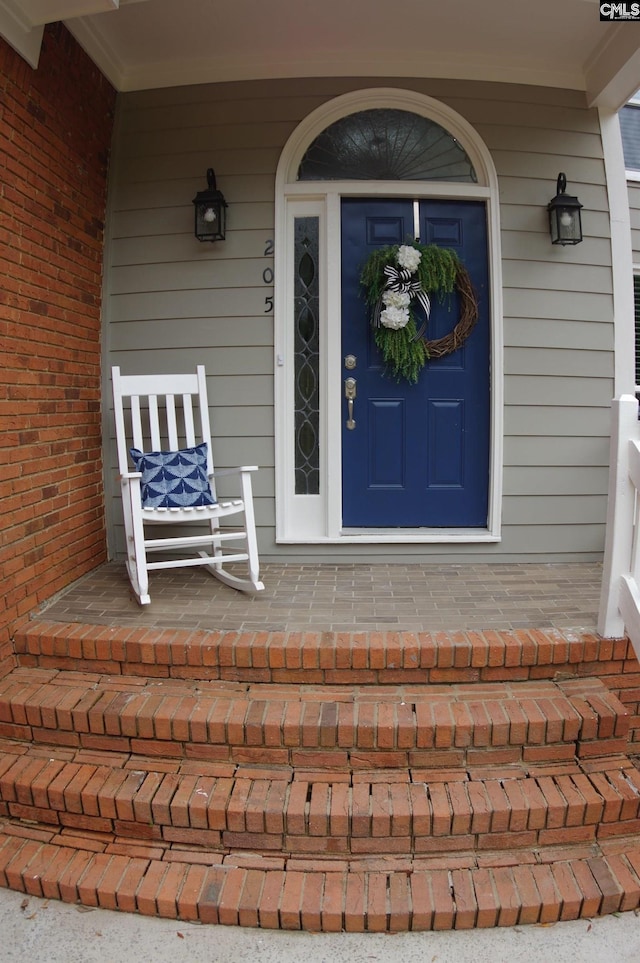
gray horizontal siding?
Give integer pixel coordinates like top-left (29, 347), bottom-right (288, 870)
top-left (504, 405), bottom-right (610, 435)
top-left (502, 495), bottom-right (607, 526)
top-left (111, 318), bottom-right (273, 351)
top-left (110, 257), bottom-right (278, 294)
top-left (503, 289), bottom-right (612, 322)
top-left (506, 436), bottom-right (608, 466)
top-left (110, 289), bottom-right (273, 321)
top-left (104, 76), bottom-right (613, 563)
top-left (503, 466), bottom-right (607, 495)
top-left (630, 182), bottom-right (640, 261)
top-left (111, 229), bottom-right (274, 265)
top-left (505, 376), bottom-right (611, 407)
top-left (505, 347), bottom-right (612, 378)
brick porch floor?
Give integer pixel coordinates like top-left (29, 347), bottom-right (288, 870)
top-left (33, 560), bottom-right (603, 634)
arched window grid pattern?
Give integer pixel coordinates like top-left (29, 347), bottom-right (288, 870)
top-left (298, 108), bottom-right (477, 183)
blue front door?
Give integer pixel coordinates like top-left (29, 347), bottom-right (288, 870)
top-left (341, 198), bottom-right (490, 527)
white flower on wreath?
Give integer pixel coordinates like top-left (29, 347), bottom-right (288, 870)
top-left (382, 289), bottom-right (411, 310)
top-left (379, 265), bottom-right (414, 328)
top-left (397, 244), bottom-right (422, 273)
top-left (380, 305), bottom-right (410, 330)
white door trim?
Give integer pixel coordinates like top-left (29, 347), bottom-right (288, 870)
top-left (274, 88), bottom-right (504, 544)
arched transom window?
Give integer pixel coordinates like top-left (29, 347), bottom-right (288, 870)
top-left (297, 108), bottom-right (477, 182)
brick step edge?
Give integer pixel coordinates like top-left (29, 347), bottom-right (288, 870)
top-left (2, 741), bottom-right (640, 856)
top-left (0, 668), bottom-right (631, 771)
top-left (15, 621), bottom-right (637, 684)
top-left (1, 824), bottom-right (640, 931)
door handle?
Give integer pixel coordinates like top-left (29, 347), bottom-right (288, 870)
top-left (345, 377), bottom-right (356, 430)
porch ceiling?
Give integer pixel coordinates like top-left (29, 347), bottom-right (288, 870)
top-left (1, 0), bottom-right (640, 108)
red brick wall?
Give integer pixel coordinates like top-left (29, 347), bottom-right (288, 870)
top-left (0, 23), bottom-right (116, 667)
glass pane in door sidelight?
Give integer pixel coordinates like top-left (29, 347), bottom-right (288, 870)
top-left (294, 217), bottom-right (320, 494)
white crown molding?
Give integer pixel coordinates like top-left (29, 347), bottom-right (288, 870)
top-left (0, 0), bottom-right (119, 67)
top-left (65, 42), bottom-right (590, 95)
top-left (585, 23), bottom-right (640, 109)
top-left (19, 2), bottom-right (119, 27)
top-left (0, 1), bottom-right (43, 67)
top-left (66, 15), bottom-right (126, 88)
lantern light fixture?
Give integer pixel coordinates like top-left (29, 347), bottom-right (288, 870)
top-left (193, 168), bottom-right (228, 242)
top-left (547, 173), bottom-right (583, 245)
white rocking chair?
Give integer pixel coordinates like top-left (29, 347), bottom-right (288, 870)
top-left (112, 365), bottom-right (264, 605)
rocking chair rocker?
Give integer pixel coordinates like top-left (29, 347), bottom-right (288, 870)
top-left (112, 365), bottom-right (264, 605)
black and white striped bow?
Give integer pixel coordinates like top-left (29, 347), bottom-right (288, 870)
top-left (373, 264), bottom-right (431, 338)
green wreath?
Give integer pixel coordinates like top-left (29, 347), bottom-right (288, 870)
top-left (360, 241), bottom-right (479, 384)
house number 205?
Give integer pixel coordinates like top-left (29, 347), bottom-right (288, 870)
top-left (264, 239), bottom-right (274, 312)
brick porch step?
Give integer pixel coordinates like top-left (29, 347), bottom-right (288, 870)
top-left (14, 621), bottom-right (635, 685)
top-left (1, 737), bottom-right (640, 858)
top-left (2, 623), bottom-right (639, 931)
top-left (2, 819), bottom-right (640, 930)
top-left (0, 667), bottom-right (630, 769)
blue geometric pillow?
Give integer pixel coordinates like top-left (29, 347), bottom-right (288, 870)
top-left (129, 442), bottom-right (216, 509)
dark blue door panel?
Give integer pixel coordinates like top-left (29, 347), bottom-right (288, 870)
top-left (341, 198), bottom-right (489, 527)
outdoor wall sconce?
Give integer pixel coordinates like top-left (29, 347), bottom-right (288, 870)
top-left (547, 173), bottom-right (583, 245)
top-left (192, 168), bottom-right (228, 241)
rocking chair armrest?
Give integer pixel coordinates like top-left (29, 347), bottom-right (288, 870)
top-left (210, 466), bottom-right (259, 478)
top-left (119, 470), bottom-right (143, 480)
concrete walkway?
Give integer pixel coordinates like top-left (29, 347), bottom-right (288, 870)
top-left (2, 887), bottom-right (639, 963)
